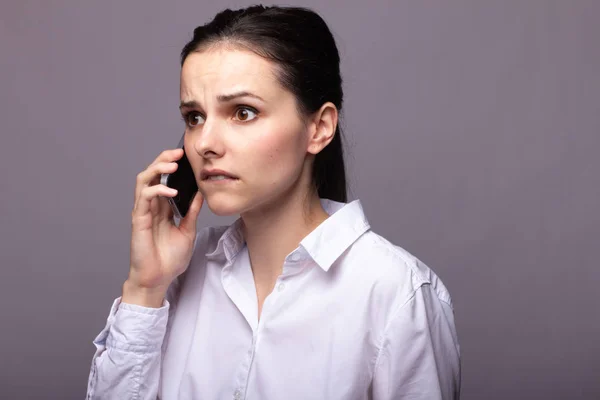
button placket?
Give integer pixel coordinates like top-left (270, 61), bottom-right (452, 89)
top-left (247, 334), bottom-right (256, 358)
top-left (233, 388), bottom-right (243, 400)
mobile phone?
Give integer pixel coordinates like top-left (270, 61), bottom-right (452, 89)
top-left (160, 134), bottom-right (198, 219)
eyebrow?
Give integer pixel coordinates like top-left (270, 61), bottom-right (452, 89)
top-left (179, 91), bottom-right (265, 110)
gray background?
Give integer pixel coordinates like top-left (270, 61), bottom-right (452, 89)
top-left (1, 1), bottom-right (598, 399)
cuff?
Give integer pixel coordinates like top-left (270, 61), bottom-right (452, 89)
top-left (105, 296), bottom-right (171, 353)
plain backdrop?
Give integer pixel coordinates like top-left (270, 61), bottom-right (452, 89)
top-left (1, 1), bottom-right (598, 399)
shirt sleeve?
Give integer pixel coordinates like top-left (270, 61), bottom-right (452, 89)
top-left (371, 284), bottom-right (461, 400)
top-left (85, 295), bottom-right (171, 400)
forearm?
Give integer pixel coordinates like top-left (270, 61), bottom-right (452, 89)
top-left (86, 298), bottom-right (169, 400)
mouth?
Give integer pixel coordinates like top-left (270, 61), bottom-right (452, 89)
top-left (200, 172), bottom-right (240, 186)
top-left (200, 169), bottom-right (240, 181)
top-left (202, 176), bottom-right (240, 183)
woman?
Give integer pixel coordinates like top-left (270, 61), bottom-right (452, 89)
top-left (86, 5), bottom-right (460, 400)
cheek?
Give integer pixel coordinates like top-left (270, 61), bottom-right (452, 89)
top-left (251, 130), bottom-right (304, 175)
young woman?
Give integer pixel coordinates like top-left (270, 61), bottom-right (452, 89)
top-left (86, 6), bottom-right (460, 400)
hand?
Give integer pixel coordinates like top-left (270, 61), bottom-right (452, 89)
top-left (124, 148), bottom-right (204, 306)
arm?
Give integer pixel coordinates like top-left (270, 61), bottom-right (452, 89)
top-left (371, 285), bottom-right (461, 400)
top-left (85, 279), bottom-right (181, 400)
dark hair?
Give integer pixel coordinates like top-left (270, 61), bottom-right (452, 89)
top-left (180, 5), bottom-right (347, 203)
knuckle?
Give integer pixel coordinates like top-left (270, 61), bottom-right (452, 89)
top-left (154, 162), bottom-right (168, 174)
top-left (140, 186), bottom-right (152, 198)
top-left (143, 185), bottom-right (161, 198)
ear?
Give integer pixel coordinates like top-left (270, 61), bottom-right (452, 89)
top-left (307, 102), bottom-right (338, 155)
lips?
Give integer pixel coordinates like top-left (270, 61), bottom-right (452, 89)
top-left (200, 169), bottom-right (239, 180)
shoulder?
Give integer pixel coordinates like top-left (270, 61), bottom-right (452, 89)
top-left (346, 230), bottom-right (454, 311)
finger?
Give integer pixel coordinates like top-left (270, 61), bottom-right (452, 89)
top-left (155, 193), bottom-right (174, 229)
top-left (134, 161), bottom-right (179, 204)
top-left (133, 148), bottom-right (183, 202)
top-left (178, 191), bottom-right (204, 237)
top-left (149, 193), bottom-right (160, 218)
top-left (151, 148), bottom-right (184, 166)
top-left (133, 184), bottom-right (178, 218)
top-left (157, 190), bottom-right (172, 220)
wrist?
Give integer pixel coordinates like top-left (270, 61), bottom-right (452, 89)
top-left (121, 279), bottom-right (168, 308)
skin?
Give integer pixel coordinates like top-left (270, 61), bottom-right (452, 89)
top-left (179, 45), bottom-right (338, 317)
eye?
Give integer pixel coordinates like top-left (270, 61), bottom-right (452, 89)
top-left (182, 111), bottom-right (205, 128)
top-left (234, 106), bottom-right (258, 122)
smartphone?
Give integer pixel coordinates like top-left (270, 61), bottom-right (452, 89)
top-left (160, 134), bottom-right (198, 219)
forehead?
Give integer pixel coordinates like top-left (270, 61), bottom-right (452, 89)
top-left (180, 47), bottom-right (281, 99)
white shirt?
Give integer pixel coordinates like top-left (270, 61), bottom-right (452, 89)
top-left (86, 199), bottom-right (460, 400)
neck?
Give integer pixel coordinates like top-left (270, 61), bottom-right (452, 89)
top-left (240, 186), bottom-right (330, 283)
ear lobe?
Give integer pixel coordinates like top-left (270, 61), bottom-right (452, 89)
top-left (307, 102), bottom-right (338, 155)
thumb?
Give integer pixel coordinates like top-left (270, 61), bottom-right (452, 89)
top-left (179, 191), bottom-right (204, 236)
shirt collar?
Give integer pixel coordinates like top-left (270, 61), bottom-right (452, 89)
top-left (205, 198), bottom-right (371, 271)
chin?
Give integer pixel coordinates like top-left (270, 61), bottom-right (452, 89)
top-left (203, 193), bottom-right (245, 216)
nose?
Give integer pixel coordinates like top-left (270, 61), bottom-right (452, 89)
top-left (193, 118), bottom-right (223, 159)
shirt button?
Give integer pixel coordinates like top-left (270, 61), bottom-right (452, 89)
top-left (233, 389), bottom-right (242, 400)
top-left (290, 253), bottom-right (300, 262)
top-left (277, 282), bottom-right (285, 292)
